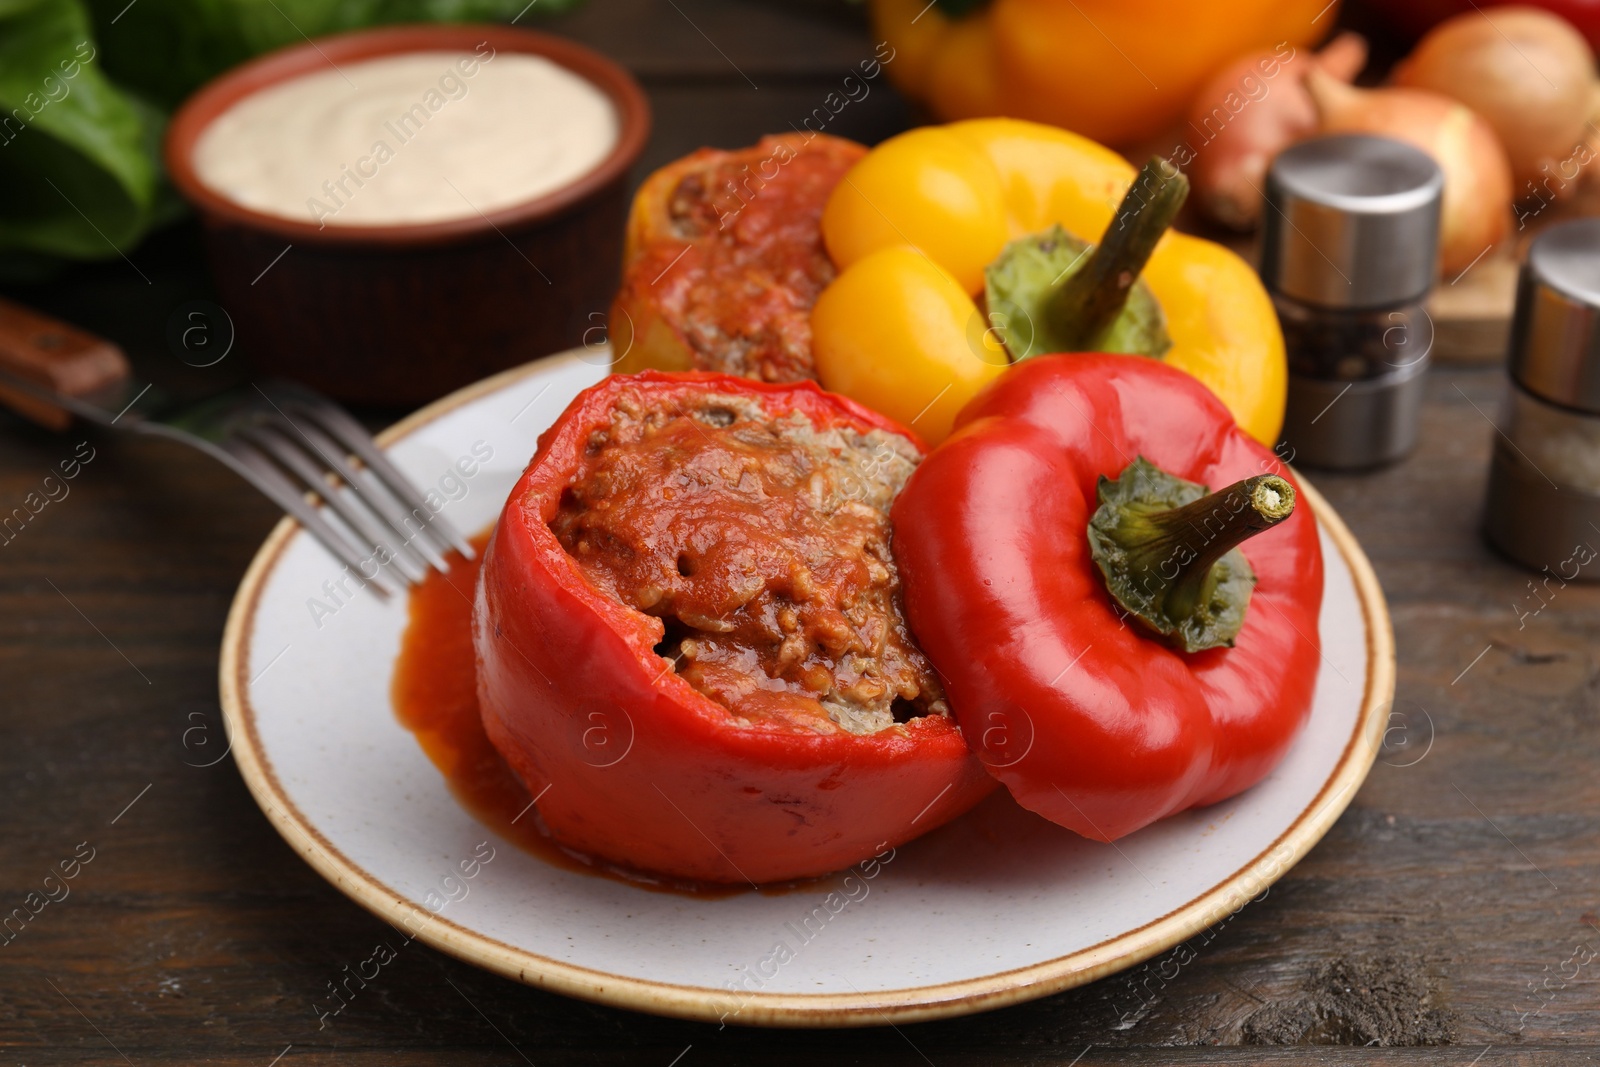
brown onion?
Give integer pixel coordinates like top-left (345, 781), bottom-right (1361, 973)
top-left (1307, 69), bottom-right (1513, 276)
top-left (1185, 33), bottom-right (1368, 231)
top-left (1395, 6), bottom-right (1595, 196)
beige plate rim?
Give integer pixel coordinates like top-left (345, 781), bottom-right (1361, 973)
top-left (218, 352), bottom-right (1396, 1028)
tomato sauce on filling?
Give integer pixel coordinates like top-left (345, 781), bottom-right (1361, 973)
top-left (629, 137), bottom-right (861, 383)
top-left (551, 389), bottom-right (947, 734)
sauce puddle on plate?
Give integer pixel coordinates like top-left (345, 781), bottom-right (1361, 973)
top-left (391, 530), bottom-right (805, 898)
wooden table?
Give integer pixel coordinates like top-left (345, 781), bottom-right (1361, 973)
top-left (4, 2), bottom-right (1597, 1063)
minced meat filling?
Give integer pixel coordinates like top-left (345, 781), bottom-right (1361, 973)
top-left (551, 390), bottom-right (948, 735)
top-left (646, 145), bottom-right (855, 384)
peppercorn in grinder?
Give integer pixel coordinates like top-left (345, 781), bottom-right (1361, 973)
top-left (1259, 135), bottom-right (1444, 469)
top-left (1484, 218), bottom-right (1600, 577)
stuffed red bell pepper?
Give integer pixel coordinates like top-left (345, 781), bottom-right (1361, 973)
top-left (892, 354), bottom-right (1324, 842)
top-left (474, 371), bottom-right (994, 884)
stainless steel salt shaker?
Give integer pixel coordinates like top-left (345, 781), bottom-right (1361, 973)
top-left (1260, 134), bottom-right (1444, 469)
top-left (1484, 217), bottom-right (1600, 577)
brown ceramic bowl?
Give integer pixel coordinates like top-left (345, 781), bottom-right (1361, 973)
top-left (166, 24), bottom-right (649, 406)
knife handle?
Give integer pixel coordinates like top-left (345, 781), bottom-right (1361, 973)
top-left (0, 296), bottom-right (130, 430)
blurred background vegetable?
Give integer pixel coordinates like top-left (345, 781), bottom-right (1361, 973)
top-left (1393, 6), bottom-right (1597, 194)
top-left (0, 0), bottom-right (585, 276)
top-left (1306, 69), bottom-right (1513, 276)
top-left (1363, 0), bottom-right (1600, 52)
top-left (867, 0), bottom-right (1339, 146)
top-left (1186, 32), bottom-right (1368, 231)
top-left (0, 0), bottom-right (166, 277)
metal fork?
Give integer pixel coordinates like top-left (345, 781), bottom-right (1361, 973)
top-left (0, 298), bottom-right (471, 594)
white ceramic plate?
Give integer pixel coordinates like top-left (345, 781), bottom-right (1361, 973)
top-left (220, 350), bottom-right (1393, 1027)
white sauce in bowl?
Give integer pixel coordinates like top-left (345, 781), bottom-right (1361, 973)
top-left (192, 49), bottom-right (619, 228)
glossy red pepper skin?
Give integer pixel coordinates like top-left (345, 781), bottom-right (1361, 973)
top-left (474, 370), bottom-right (995, 885)
top-left (891, 354), bottom-right (1323, 842)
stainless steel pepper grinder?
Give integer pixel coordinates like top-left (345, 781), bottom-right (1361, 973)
top-left (1484, 217), bottom-right (1600, 577)
top-left (1260, 134), bottom-right (1444, 469)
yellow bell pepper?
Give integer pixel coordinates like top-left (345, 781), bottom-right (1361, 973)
top-left (813, 245), bottom-right (1011, 442)
top-left (870, 0), bottom-right (1338, 146)
top-left (811, 118), bottom-right (1286, 446)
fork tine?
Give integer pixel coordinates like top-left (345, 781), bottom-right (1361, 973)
top-left (286, 394), bottom-right (475, 559)
top-left (243, 423), bottom-right (430, 585)
top-left (290, 418), bottom-right (451, 573)
top-left (221, 438), bottom-right (404, 597)
top-left (242, 381), bottom-right (454, 574)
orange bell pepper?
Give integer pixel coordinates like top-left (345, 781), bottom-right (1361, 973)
top-left (870, 0), bottom-right (1340, 146)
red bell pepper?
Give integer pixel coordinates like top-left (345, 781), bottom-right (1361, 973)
top-left (892, 354), bottom-right (1324, 842)
top-left (1374, 0), bottom-right (1600, 51)
top-left (474, 371), bottom-right (994, 884)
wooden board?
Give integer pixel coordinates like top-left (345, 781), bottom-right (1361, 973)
top-left (1422, 177), bottom-right (1600, 362)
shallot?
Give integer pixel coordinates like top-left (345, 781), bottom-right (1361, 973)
top-left (1185, 33), bottom-right (1368, 230)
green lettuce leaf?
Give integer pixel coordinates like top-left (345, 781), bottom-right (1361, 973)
top-left (0, 0), bottom-right (163, 268)
top-left (83, 0), bottom-right (588, 109)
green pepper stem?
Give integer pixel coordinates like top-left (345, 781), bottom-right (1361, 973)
top-left (1140, 473), bottom-right (1296, 622)
top-left (1047, 156), bottom-right (1189, 349)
